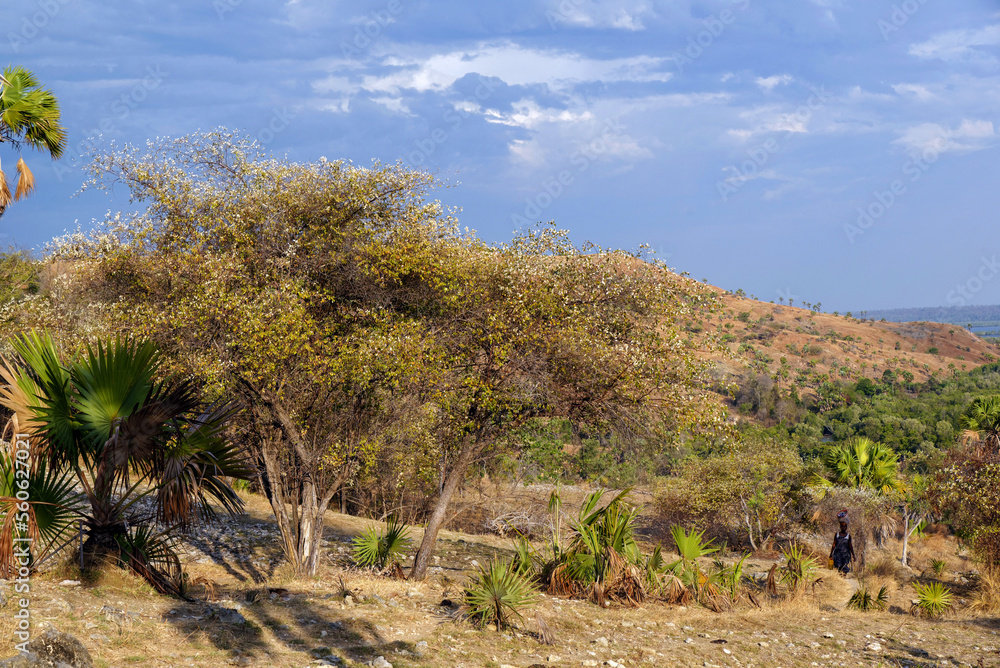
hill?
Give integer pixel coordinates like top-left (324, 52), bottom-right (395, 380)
top-left (681, 285), bottom-right (1000, 403)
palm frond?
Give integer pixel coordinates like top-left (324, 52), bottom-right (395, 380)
top-left (14, 158), bottom-right (34, 201)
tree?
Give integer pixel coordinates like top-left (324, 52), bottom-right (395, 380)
top-left (53, 131), bottom-right (727, 578)
top-left (0, 67), bottom-right (66, 214)
top-left (407, 233), bottom-right (727, 579)
top-left (961, 395), bottom-right (1000, 452)
top-left (0, 331), bottom-right (250, 592)
top-left (822, 436), bottom-right (901, 496)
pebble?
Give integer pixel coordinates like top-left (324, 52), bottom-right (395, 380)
top-left (593, 637), bottom-right (609, 647)
top-left (865, 642), bottom-right (882, 652)
top-left (547, 656), bottom-right (561, 662)
top-left (369, 657), bottom-right (392, 668)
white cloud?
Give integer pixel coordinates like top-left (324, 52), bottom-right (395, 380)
top-left (544, 0), bottom-right (653, 31)
top-left (892, 83), bottom-right (935, 102)
top-left (313, 42), bottom-right (672, 98)
top-left (909, 25), bottom-right (1000, 64)
top-left (755, 75), bottom-right (794, 91)
top-left (893, 119), bottom-right (996, 155)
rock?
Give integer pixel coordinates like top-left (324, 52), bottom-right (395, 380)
top-left (57, 581), bottom-right (80, 587)
top-left (865, 642), bottom-right (882, 652)
top-left (822, 632), bottom-right (834, 638)
top-left (581, 662), bottom-right (599, 667)
top-left (415, 641), bottom-right (428, 650)
top-left (547, 656), bottom-right (562, 662)
top-left (310, 647), bottom-right (333, 659)
top-left (758, 642), bottom-right (769, 648)
top-left (685, 638), bottom-right (694, 644)
top-left (369, 657), bottom-right (392, 668)
top-left (211, 605), bottom-right (247, 625)
top-left (0, 628), bottom-right (94, 667)
top-left (593, 636), bottom-right (609, 647)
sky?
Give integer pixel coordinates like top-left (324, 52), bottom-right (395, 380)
top-left (1, 0), bottom-right (998, 312)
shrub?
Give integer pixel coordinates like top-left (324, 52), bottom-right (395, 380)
top-left (929, 559), bottom-right (946, 577)
top-left (351, 515), bottom-right (412, 572)
top-left (913, 581), bottom-right (954, 617)
top-left (779, 543), bottom-right (819, 596)
top-left (847, 585), bottom-right (889, 611)
top-left (464, 558), bottom-right (539, 630)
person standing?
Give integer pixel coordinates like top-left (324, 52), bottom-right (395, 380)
top-left (829, 509), bottom-right (855, 575)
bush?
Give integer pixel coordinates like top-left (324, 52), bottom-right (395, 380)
top-left (351, 515), bottom-right (412, 572)
top-left (913, 581), bottom-right (954, 617)
top-left (847, 585), bottom-right (889, 611)
top-left (655, 435), bottom-right (806, 550)
top-left (463, 558), bottom-right (539, 630)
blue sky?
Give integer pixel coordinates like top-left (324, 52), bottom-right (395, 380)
top-left (1, 0), bottom-right (998, 312)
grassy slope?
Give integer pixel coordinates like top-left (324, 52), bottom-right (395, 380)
top-left (15, 490), bottom-right (1000, 668)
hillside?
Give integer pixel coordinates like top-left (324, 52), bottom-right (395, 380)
top-left (683, 285), bottom-right (999, 400)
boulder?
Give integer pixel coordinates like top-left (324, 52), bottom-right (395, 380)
top-left (0, 629), bottom-right (92, 668)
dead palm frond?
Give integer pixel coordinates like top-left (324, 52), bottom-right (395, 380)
top-left (765, 564), bottom-right (778, 596)
top-left (14, 158), bottom-right (33, 201)
top-left (0, 166), bottom-right (11, 214)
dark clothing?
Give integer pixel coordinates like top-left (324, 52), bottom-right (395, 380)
top-left (831, 531), bottom-right (853, 574)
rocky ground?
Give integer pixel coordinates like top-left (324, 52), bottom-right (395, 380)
top-left (1, 491), bottom-right (998, 668)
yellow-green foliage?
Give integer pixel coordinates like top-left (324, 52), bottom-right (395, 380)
top-left (657, 434), bottom-right (805, 549)
top-left (42, 130), bottom-right (728, 575)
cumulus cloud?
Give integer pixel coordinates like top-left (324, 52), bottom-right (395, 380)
top-left (313, 42), bottom-right (672, 99)
top-left (755, 75), bottom-right (794, 91)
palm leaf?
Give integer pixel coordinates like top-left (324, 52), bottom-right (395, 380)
top-left (14, 158), bottom-right (33, 201)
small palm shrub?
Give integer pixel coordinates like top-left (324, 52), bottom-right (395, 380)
top-left (464, 558), bottom-right (539, 630)
top-left (929, 559), bottom-right (946, 577)
top-left (352, 515), bottom-right (411, 571)
top-left (780, 543), bottom-right (819, 596)
top-left (543, 489), bottom-right (647, 606)
top-left (913, 581), bottom-right (954, 618)
top-left (847, 585), bottom-right (889, 611)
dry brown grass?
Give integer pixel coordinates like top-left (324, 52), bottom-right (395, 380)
top-left (971, 567), bottom-right (1000, 612)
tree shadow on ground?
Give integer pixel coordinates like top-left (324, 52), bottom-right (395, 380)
top-left (181, 531), bottom-right (280, 584)
top-left (162, 590), bottom-right (420, 665)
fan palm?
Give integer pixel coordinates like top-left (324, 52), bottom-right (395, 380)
top-left (961, 395), bottom-right (1000, 451)
top-left (0, 66), bottom-right (66, 213)
top-left (823, 436), bottom-right (901, 495)
top-left (0, 330), bottom-right (251, 593)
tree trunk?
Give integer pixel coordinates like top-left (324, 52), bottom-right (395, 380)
top-left (410, 440), bottom-right (477, 580)
top-left (902, 512), bottom-right (910, 567)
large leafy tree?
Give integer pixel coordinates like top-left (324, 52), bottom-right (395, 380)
top-left (51, 131), bottom-right (726, 578)
top-left (0, 331), bottom-right (250, 592)
top-left (0, 66), bottom-right (66, 214)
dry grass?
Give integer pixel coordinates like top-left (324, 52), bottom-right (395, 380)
top-left (971, 567), bottom-right (1000, 612)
